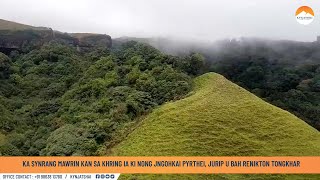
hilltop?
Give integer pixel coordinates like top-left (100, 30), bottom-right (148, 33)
top-left (112, 73), bottom-right (320, 179)
top-left (0, 19), bottom-right (49, 31)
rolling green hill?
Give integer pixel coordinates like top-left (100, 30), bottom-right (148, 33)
top-left (112, 73), bottom-right (320, 179)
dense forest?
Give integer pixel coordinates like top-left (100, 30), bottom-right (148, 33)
top-left (209, 39), bottom-right (320, 130)
top-left (0, 38), bottom-right (205, 156)
top-left (123, 37), bottom-right (320, 130)
top-left (1, 29), bottom-right (320, 156)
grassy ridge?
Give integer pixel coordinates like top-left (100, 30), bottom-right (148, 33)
top-left (112, 73), bottom-right (320, 179)
top-left (0, 19), bottom-right (48, 30)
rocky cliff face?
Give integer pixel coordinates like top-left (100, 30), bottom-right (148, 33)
top-left (70, 33), bottom-right (112, 52)
top-left (0, 29), bottom-right (112, 55)
top-left (0, 29), bottom-right (54, 54)
top-left (78, 34), bottom-right (112, 48)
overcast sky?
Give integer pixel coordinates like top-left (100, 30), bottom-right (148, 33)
top-left (0, 0), bottom-right (319, 42)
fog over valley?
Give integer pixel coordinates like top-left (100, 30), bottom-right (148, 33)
top-left (1, 0), bottom-right (320, 42)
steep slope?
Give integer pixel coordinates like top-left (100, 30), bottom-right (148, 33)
top-left (0, 19), bottom-right (49, 30)
top-left (70, 33), bottom-right (112, 49)
top-left (112, 73), bottom-right (320, 179)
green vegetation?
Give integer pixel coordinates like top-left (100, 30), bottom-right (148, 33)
top-left (0, 39), bottom-right (203, 156)
top-left (211, 56), bottom-right (320, 130)
top-left (112, 73), bottom-right (320, 179)
top-left (1, 24), bottom-right (319, 179)
top-left (115, 37), bottom-right (320, 131)
top-left (0, 133), bottom-right (5, 145)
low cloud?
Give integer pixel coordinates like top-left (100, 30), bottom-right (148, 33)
top-left (0, 0), bottom-right (319, 41)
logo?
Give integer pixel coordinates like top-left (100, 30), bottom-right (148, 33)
top-left (296, 6), bottom-right (314, 25)
top-left (95, 174), bottom-right (116, 179)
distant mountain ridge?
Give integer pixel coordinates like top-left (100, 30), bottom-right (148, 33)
top-left (0, 19), bottom-right (49, 31)
top-left (0, 19), bottom-right (112, 55)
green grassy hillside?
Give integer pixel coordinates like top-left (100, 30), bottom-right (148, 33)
top-left (112, 73), bottom-right (320, 179)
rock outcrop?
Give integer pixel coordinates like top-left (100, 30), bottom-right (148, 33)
top-left (0, 29), bottom-right (54, 54)
top-left (70, 33), bottom-right (112, 52)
